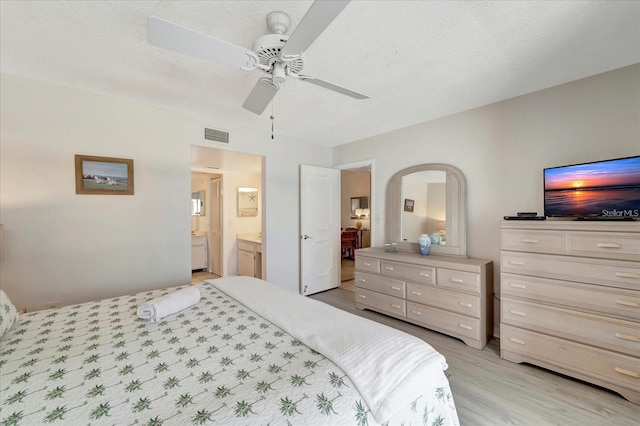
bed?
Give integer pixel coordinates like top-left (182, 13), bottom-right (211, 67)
top-left (0, 276), bottom-right (459, 425)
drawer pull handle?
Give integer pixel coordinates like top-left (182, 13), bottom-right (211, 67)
top-left (418, 272), bottom-right (430, 277)
top-left (616, 299), bottom-right (640, 308)
top-left (614, 367), bottom-right (640, 378)
top-left (615, 333), bottom-right (640, 342)
top-left (508, 260), bottom-right (525, 266)
top-left (362, 262), bottom-right (371, 267)
top-left (509, 283), bottom-right (526, 289)
top-left (391, 304), bottom-right (401, 309)
top-left (358, 294), bottom-right (366, 299)
top-left (410, 310), bottom-right (422, 316)
top-left (411, 291), bottom-right (422, 296)
top-left (357, 278), bottom-right (366, 283)
top-left (450, 278), bottom-right (464, 283)
top-left (616, 272), bottom-right (640, 279)
top-left (509, 310), bottom-right (527, 317)
top-left (458, 323), bottom-right (472, 330)
top-left (384, 266), bottom-right (395, 271)
top-left (520, 238), bottom-right (539, 244)
top-left (597, 243), bottom-right (622, 249)
top-left (509, 337), bottom-right (526, 345)
top-left (458, 302), bottom-right (473, 308)
top-left (391, 286), bottom-right (401, 291)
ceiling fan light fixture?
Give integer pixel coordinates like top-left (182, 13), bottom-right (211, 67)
top-left (272, 62), bottom-right (287, 84)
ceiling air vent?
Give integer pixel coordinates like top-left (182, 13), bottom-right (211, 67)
top-left (204, 127), bottom-right (229, 144)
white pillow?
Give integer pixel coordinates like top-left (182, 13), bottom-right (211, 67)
top-left (0, 289), bottom-right (20, 338)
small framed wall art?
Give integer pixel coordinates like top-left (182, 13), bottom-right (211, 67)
top-left (404, 198), bottom-right (414, 212)
top-left (75, 155), bottom-right (134, 195)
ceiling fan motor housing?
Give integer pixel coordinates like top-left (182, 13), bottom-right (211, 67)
top-left (252, 34), bottom-right (304, 74)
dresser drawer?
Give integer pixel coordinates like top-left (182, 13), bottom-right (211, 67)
top-left (355, 256), bottom-right (380, 274)
top-left (501, 229), bottom-right (565, 254)
top-left (566, 232), bottom-right (640, 261)
top-left (380, 260), bottom-right (435, 285)
top-left (355, 288), bottom-right (406, 317)
top-left (501, 325), bottom-right (640, 393)
top-left (501, 251), bottom-right (640, 290)
top-left (407, 302), bottom-right (481, 342)
top-left (407, 283), bottom-right (481, 318)
top-left (437, 268), bottom-right (481, 294)
top-left (355, 272), bottom-right (406, 298)
top-left (502, 273), bottom-right (640, 320)
top-left (502, 298), bottom-right (640, 357)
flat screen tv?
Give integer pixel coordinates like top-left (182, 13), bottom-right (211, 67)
top-left (543, 155), bottom-right (640, 219)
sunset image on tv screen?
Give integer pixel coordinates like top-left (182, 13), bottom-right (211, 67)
top-left (544, 156), bottom-right (640, 217)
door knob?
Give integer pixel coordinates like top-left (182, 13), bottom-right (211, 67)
top-left (302, 234), bottom-right (313, 240)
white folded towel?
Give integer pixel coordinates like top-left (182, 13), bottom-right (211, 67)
top-left (137, 286), bottom-right (201, 323)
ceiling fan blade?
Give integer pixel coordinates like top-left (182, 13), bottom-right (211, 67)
top-left (299, 75), bottom-right (368, 100)
top-left (281, 0), bottom-right (350, 56)
top-left (147, 17), bottom-right (255, 69)
top-left (242, 78), bottom-right (280, 114)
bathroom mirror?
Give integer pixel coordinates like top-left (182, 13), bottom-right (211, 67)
top-left (350, 196), bottom-right (370, 218)
top-left (386, 164), bottom-right (467, 257)
top-left (191, 190), bottom-right (205, 216)
top-left (238, 187), bottom-right (258, 217)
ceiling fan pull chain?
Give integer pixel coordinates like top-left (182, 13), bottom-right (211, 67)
top-left (270, 101), bottom-right (275, 140)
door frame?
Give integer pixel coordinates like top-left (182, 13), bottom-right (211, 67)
top-left (334, 159), bottom-right (376, 247)
top-left (208, 175), bottom-right (223, 276)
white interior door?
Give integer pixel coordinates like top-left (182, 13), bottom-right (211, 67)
top-left (209, 176), bottom-right (223, 276)
top-left (300, 165), bottom-right (340, 295)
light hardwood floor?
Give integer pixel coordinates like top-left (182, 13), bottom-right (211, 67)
top-left (193, 273), bottom-right (638, 425)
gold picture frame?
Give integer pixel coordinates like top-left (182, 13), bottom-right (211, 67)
top-left (75, 155), bottom-right (134, 195)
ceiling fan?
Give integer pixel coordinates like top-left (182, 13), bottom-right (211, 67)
top-left (147, 0), bottom-right (368, 115)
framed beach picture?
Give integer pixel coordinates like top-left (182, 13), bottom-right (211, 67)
top-left (75, 155), bottom-right (134, 195)
top-left (404, 198), bottom-right (414, 212)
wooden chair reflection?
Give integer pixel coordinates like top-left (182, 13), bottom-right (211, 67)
top-left (341, 229), bottom-right (359, 260)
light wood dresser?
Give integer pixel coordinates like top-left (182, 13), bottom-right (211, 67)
top-left (500, 220), bottom-right (640, 404)
top-left (354, 247), bottom-right (493, 349)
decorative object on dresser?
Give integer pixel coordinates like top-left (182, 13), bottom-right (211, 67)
top-left (355, 247), bottom-right (493, 350)
top-left (500, 220), bottom-right (640, 404)
top-left (418, 233), bottom-right (431, 255)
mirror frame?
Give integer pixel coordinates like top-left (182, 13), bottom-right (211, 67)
top-left (191, 190), bottom-right (205, 216)
top-left (350, 196), bottom-right (370, 219)
top-left (237, 187), bottom-right (259, 217)
top-left (386, 163), bottom-right (467, 257)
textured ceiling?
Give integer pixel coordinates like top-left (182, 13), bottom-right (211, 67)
top-left (1, 1), bottom-right (639, 147)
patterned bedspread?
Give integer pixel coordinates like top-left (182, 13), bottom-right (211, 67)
top-left (0, 281), bottom-right (459, 425)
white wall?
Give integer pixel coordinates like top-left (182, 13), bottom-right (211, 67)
top-left (0, 74), bottom-right (332, 311)
top-left (333, 64), bottom-right (640, 334)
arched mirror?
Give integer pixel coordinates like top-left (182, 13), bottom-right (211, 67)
top-left (386, 164), bottom-right (467, 257)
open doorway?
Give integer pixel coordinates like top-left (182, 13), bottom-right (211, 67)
top-left (336, 160), bottom-right (374, 292)
top-left (191, 145), bottom-right (264, 283)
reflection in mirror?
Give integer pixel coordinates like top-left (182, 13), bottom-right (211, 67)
top-left (401, 171), bottom-right (446, 244)
top-left (386, 164), bottom-right (467, 257)
top-left (238, 187), bottom-right (258, 217)
top-left (350, 196), bottom-right (370, 219)
top-left (191, 190), bottom-right (205, 216)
